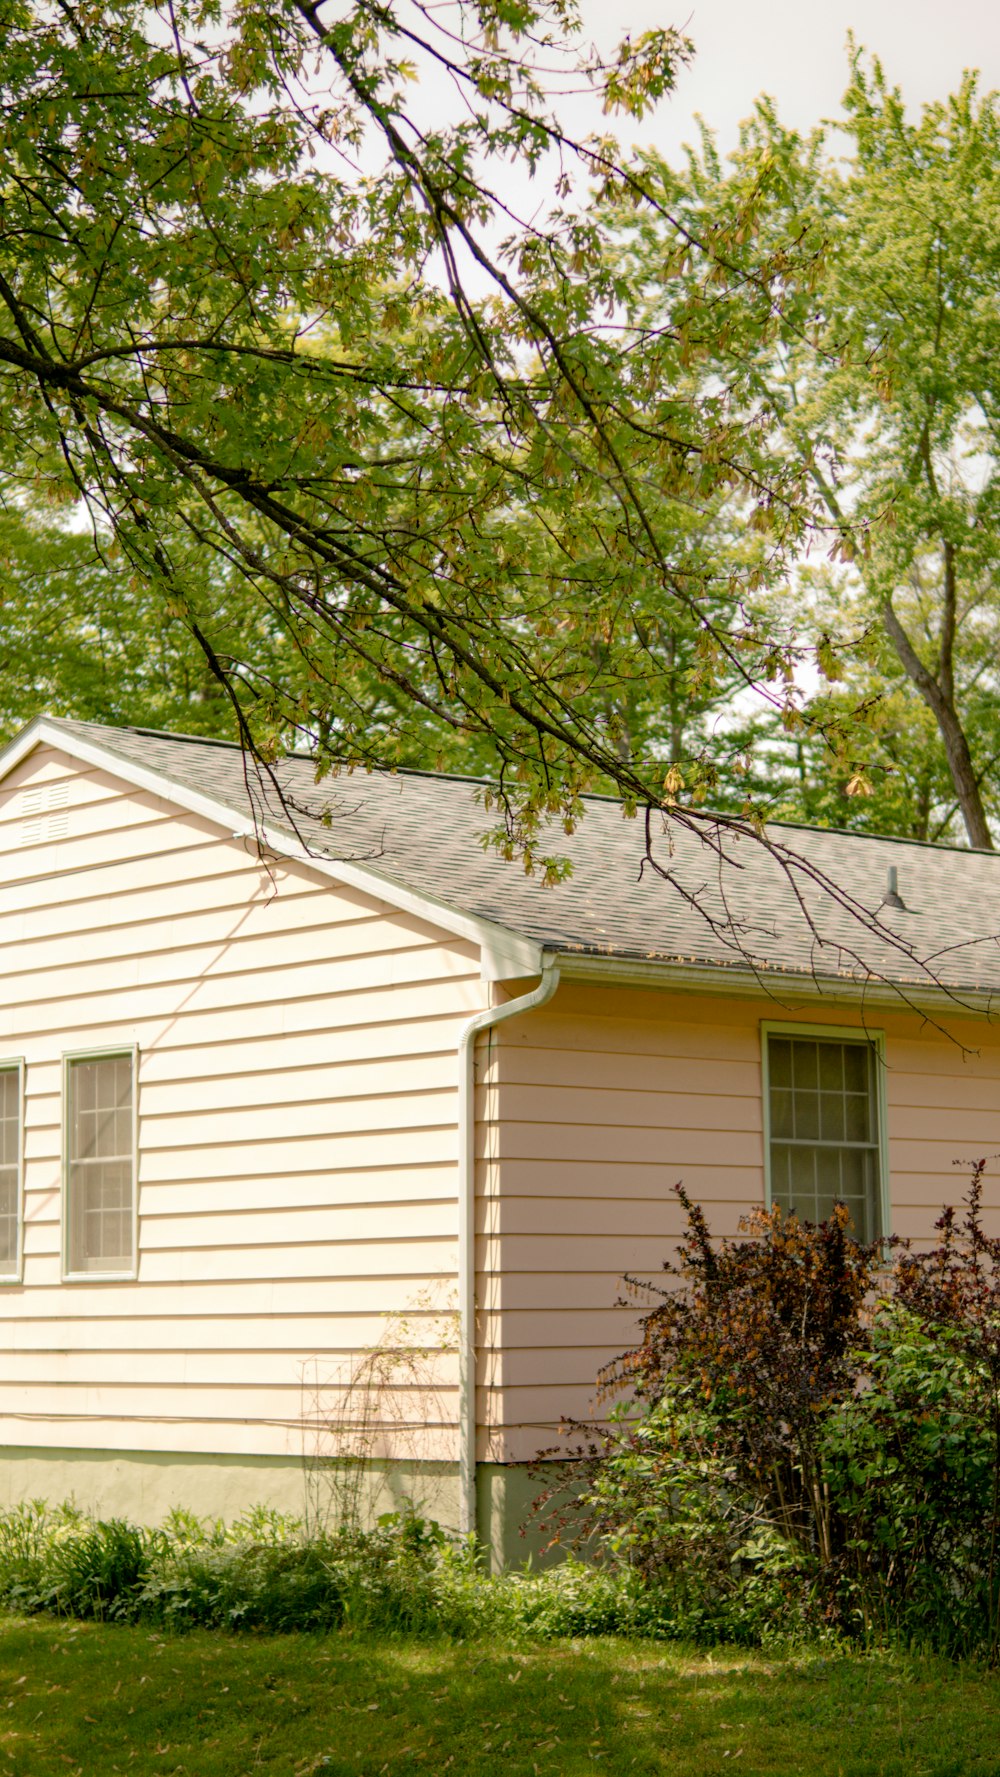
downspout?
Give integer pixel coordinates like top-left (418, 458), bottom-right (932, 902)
top-left (457, 958), bottom-right (561, 1541)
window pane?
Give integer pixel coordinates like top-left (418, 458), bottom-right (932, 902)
top-left (819, 1090), bottom-right (845, 1143)
top-left (770, 1141), bottom-right (792, 1205)
top-left (0, 1070), bottom-right (18, 1168)
top-left (68, 1055), bottom-right (134, 1273)
top-left (818, 1043), bottom-right (844, 1092)
top-left (78, 1061), bottom-right (96, 1114)
top-left (72, 1161), bottom-right (132, 1264)
top-left (0, 1069), bottom-right (19, 1277)
top-left (772, 1143), bottom-right (817, 1221)
top-left (814, 1146), bottom-right (844, 1222)
top-left (0, 1164), bottom-right (17, 1273)
top-left (792, 1042), bottom-right (818, 1090)
top-left (769, 1039), bottom-right (792, 1089)
top-left (839, 1149), bottom-right (877, 1241)
top-left (794, 1090), bottom-right (820, 1140)
top-left (767, 1035), bottom-right (881, 1240)
top-left (845, 1092), bottom-right (871, 1143)
top-left (771, 1088), bottom-right (793, 1138)
top-left (843, 1044), bottom-right (869, 1093)
top-left (792, 1146), bottom-right (816, 1221)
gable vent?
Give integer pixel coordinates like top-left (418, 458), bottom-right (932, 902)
top-left (20, 782), bottom-right (70, 847)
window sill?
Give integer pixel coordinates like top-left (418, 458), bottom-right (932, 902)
top-left (61, 1269), bottom-right (138, 1284)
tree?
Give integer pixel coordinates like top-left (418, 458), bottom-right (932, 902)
top-left (614, 53), bottom-right (1000, 845)
top-left (4, 4), bottom-right (994, 1009)
top-left (759, 580), bottom-right (1000, 846)
top-left (0, 0), bottom-right (837, 867)
top-left (0, 498), bottom-right (249, 734)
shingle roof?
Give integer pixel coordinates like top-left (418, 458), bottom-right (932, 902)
top-left (40, 717), bottom-right (1000, 1002)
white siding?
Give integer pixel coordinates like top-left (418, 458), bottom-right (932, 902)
top-left (0, 745), bottom-right (483, 1466)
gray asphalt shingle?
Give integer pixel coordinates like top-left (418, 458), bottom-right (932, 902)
top-left (46, 717), bottom-right (1000, 1000)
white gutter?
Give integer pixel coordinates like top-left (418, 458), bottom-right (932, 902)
top-left (554, 950), bottom-right (998, 1020)
top-left (457, 959), bottom-right (561, 1541)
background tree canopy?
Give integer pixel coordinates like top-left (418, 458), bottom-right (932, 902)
top-left (612, 51), bottom-right (999, 846)
top-left (0, 3), bottom-right (995, 860)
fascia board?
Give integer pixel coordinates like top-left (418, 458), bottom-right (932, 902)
top-left (553, 950), bottom-right (998, 1021)
top-left (0, 716), bottom-right (52, 781)
top-left (298, 856), bottom-right (544, 981)
top-left (0, 719), bottom-right (543, 982)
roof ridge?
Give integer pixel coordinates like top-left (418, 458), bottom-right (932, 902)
top-left (50, 716), bottom-right (500, 788)
top-left (51, 717), bottom-right (252, 755)
top-left (44, 715), bottom-right (992, 860)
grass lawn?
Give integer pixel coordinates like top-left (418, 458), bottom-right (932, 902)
top-left (0, 1617), bottom-right (997, 1776)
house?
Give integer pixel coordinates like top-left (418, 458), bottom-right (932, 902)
top-left (1, 714), bottom-right (999, 1566)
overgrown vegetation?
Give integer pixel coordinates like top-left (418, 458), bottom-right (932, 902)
top-left (538, 1165), bottom-right (1000, 1661)
top-left (0, 1499), bottom-right (682, 1643)
top-left (5, 1176), bottom-right (1000, 1662)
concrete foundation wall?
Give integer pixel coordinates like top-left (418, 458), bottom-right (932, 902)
top-left (0, 1446), bottom-right (552, 1568)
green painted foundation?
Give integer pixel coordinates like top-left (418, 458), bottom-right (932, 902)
top-left (0, 1448), bottom-right (570, 1569)
top-left (0, 1447), bottom-right (310, 1528)
top-left (476, 1461), bottom-right (571, 1569)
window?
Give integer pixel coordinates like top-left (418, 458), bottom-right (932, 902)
top-left (64, 1051), bottom-right (136, 1276)
top-left (763, 1027), bottom-right (886, 1242)
top-left (0, 1063), bottom-right (23, 1280)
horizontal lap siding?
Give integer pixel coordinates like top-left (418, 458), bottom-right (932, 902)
top-left (475, 986), bottom-right (764, 1462)
top-left (479, 985), bottom-right (1000, 1462)
top-left (0, 746), bottom-right (481, 1467)
top-left (886, 1035), bottom-right (1000, 1229)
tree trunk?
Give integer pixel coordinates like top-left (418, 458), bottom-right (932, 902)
top-left (881, 598), bottom-right (994, 851)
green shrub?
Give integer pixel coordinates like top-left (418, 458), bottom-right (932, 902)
top-left (0, 1504), bottom-right (489, 1639)
top-left (572, 1389), bottom-right (806, 1643)
top-left (822, 1306), bottom-right (997, 1656)
top-left (140, 1540), bottom-right (346, 1632)
top-left (136, 1512), bottom-right (464, 1636)
top-left (604, 1184), bottom-right (885, 1572)
top-left (0, 1499), bottom-right (71, 1611)
top-left (553, 1167), bottom-right (1000, 1660)
top-left (0, 1507), bottom-right (158, 1621)
top-left (0, 1499), bottom-right (759, 1646)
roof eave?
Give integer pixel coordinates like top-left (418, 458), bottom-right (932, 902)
top-left (551, 948), bottom-right (998, 1021)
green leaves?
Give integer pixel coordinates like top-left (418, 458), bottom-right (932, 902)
top-left (4, 4), bottom-right (993, 886)
top-left (586, 1172), bottom-right (1000, 1657)
top-left (612, 57), bottom-right (999, 846)
top-left (0, 0), bottom-right (827, 863)
top-left (600, 29), bottom-right (693, 120)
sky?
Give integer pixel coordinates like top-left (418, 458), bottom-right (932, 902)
top-left (582, 0), bottom-right (1000, 161)
top-left (382, 0), bottom-right (999, 265)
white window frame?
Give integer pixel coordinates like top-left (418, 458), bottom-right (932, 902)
top-left (760, 1021), bottom-right (891, 1241)
top-left (61, 1044), bottom-right (139, 1283)
top-left (0, 1057), bottom-right (25, 1286)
